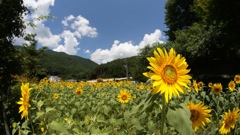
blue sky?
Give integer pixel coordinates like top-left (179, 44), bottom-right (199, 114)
top-left (15, 0), bottom-right (168, 64)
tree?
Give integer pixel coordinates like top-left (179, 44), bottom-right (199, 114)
top-left (0, 0), bottom-right (27, 91)
top-left (165, 0), bottom-right (240, 80)
top-left (165, 0), bottom-right (199, 41)
top-left (0, 0), bottom-right (27, 134)
top-left (20, 34), bottom-right (47, 79)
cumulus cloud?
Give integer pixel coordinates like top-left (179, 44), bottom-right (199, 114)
top-left (24, 0), bottom-right (55, 23)
top-left (139, 29), bottom-right (164, 48)
top-left (91, 29), bottom-right (164, 64)
top-left (62, 15), bottom-right (75, 26)
top-left (53, 30), bottom-right (80, 55)
top-left (91, 40), bottom-right (139, 64)
top-left (14, 0), bottom-right (97, 55)
top-left (62, 15), bottom-right (98, 38)
top-left (84, 49), bottom-right (90, 54)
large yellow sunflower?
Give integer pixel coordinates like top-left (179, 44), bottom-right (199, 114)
top-left (211, 83), bottom-right (222, 94)
top-left (17, 83), bottom-right (32, 119)
top-left (117, 90), bottom-right (131, 103)
top-left (143, 48), bottom-right (192, 102)
top-left (219, 108), bottom-right (240, 134)
top-left (187, 101), bottom-right (212, 131)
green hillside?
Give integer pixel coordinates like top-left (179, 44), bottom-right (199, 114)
top-left (14, 45), bottom-right (146, 81)
top-left (86, 56), bottom-right (142, 80)
top-left (39, 49), bottom-right (98, 80)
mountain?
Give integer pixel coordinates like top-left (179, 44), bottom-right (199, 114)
top-left (86, 56), bottom-right (140, 80)
top-left (39, 49), bottom-right (98, 80)
top-left (14, 45), bottom-right (144, 81)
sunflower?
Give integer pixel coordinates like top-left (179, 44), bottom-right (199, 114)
top-left (228, 80), bottom-right (236, 92)
top-left (211, 83), bottom-right (222, 94)
top-left (75, 87), bottom-right (83, 96)
top-left (198, 81), bottom-right (204, 89)
top-left (17, 83), bottom-right (32, 119)
top-left (234, 74), bottom-right (240, 84)
top-left (208, 82), bottom-right (213, 88)
top-left (117, 90), bottom-right (131, 103)
top-left (219, 108), bottom-right (240, 134)
top-left (67, 83), bottom-right (74, 89)
top-left (187, 101), bottom-right (212, 131)
top-left (143, 48), bottom-right (192, 102)
top-left (53, 93), bottom-right (59, 99)
top-left (193, 80), bottom-right (199, 93)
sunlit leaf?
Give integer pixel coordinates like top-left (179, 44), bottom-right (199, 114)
top-left (166, 103), bottom-right (195, 135)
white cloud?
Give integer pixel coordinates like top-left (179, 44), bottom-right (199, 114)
top-left (62, 15), bottom-right (98, 38)
top-left (62, 15), bottom-right (75, 26)
top-left (84, 49), bottom-right (90, 54)
top-left (139, 29), bottom-right (164, 48)
top-left (91, 29), bottom-right (164, 64)
top-left (53, 30), bottom-right (80, 55)
top-left (24, 0), bottom-right (55, 23)
top-left (14, 1), bottom-right (97, 55)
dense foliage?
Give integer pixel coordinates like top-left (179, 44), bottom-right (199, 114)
top-left (0, 0), bottom-right (27, 134)
top-left (165, 0), bottom-right (240, 79)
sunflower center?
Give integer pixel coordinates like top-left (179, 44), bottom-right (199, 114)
top-left (190, 110), bottom-right (200, 122)
top-left (121, 95), bottom-right (128, 100)
top-left (162, 65), bottom-right (177, 84)
top-left (225, 115), bottom-right (234, 128)
top-left (213, 87), bottom-right (221, 93)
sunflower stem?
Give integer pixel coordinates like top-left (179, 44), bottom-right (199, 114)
top-left (160, 95), bottom-right (166, 135)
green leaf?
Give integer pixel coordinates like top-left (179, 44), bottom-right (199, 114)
top-left (71, 108), bottom-right (77, 115)
top-left (124, 110), bottom-right (131, 121)
top-left (48, 121), bottom-right (68, 134)
top-left (37, 100), bottom-right (44, 111)
top-left (46, 107), bottom-right (56, 113)
top-left (72, 128), bottom-right (80, 134)
top-left (35, 111), bottom-right (45, 120)
top-left (131, 118), bottom-right (143, 130)
top-left (166, 103), bottom-right (195, 135)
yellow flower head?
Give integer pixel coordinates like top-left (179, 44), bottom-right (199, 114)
top-left (17, 83), bottom-right (32, 120)
top-left (53, 93), bottom-right (59, 99)
top-left (117, 90), bottom-right (131, 103)
top-left (143, 48), bottom-right (192, 103)
top-left (198, 81), bottom-right (204, 89)
top-left (135, 86), bottom-right (140, 91)
top-left (75, 87), bottom-right (83, 96)
top-left (67, 83), bottom-right (74, 89)
top-left (228, 80), bottom-right (236, 92)
top-left (187, 101), bottom-right (212, 131)
top-left (234, 74), bottom-right (240, 84)
top-left (211, 83), bottom-right (222, 94)
top-left (193, 80), bottom-right (199, 93)
top-left (219, 108), bottom-right (240, 134)
top-left (41, 127), bottom-right (44, 132)
top-left (208, 82), bottom-right (213, 88)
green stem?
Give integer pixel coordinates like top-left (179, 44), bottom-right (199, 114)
top-left (160, 96), bottom-right (166, 135)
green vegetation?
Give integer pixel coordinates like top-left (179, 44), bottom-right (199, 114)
top-left (165, 0), bottom-right (240, 78)
top-left (39, 49), bottom-right (98, 80)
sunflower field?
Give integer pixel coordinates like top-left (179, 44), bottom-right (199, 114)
top-left (12, 48), bottom-right (240, 135)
